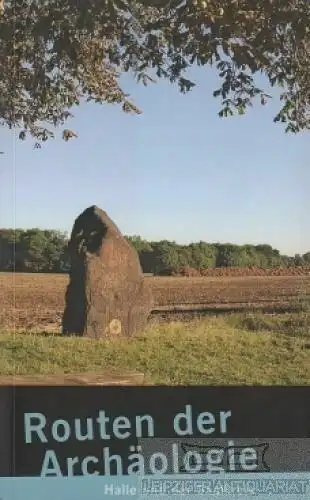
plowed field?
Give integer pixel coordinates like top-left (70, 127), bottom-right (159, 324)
top-left (1, 272), bottom-right (309, 333)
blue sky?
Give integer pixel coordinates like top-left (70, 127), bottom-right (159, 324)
top-left (0, 66), bottom-right (309, 256)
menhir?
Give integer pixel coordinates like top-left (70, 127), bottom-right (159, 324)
top-left (62, 206), bottom-right (153, 338)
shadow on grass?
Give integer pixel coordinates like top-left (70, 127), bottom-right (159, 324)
top-left (150, 303), bottom-right (307, 322)
top-left (227, 311), bottom-right (310, 338)
top-left (14, 331), bottom-right (66, 338)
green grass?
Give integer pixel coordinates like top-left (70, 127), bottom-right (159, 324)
top-left (0, 312), bottom-right (309, 384)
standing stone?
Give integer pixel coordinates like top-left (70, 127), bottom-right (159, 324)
top-left (62, 206), bottom-right (154, 338)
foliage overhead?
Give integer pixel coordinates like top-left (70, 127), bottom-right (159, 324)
top-left (0, 0), bottom-right (309, 146)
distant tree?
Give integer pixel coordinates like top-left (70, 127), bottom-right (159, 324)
top-left (241, 245), bottom-right (264, 267)
top-left (280, 254), bottom-right (295, 267)
top-left (19, 229), bottom-right (67, 272)
top-left (0, 228), bottom-right (68, 273)
top-left (215, 244), bottom-right (241, 267)
top-left (126, 235), bottom-right (153, 253)
top-left (188, 242), bottom-right (217, 269)
top-left (0, 0), bottom-right (309, 147)
top-left (126, 235), bottom-right (154, 272)
top-left (42, 230), bottom-right (70, 272)
top-left (302, 251), bottom-right (310, 264)
top-left (151, 241), bottom-right (182, 275)
top-left (254, 244), bottom-right (282, 267)
top-left (294, 253), bottom-right (305, 266)
top-left (0, 228), bottom-right (24, 270)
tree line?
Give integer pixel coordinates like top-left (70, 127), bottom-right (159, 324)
top-left (0, 229), bottom-right (309, 275)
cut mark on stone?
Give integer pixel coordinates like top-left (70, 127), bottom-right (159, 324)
top-left (109, 319), bottom-right (122, 335)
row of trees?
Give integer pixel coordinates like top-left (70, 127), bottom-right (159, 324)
top-left (0, 229), bottom-right (70, 273)
top-left (0, 229), bottom-right (309, 275)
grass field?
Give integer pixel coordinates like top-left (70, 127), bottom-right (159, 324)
top-left (0, 272), bottom-right (309, 384)
top-left (1, 313), bottom-right (309, 384)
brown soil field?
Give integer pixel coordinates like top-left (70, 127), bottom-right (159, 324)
top-left (1, 272), bottom-right (309, 333)
top-left (177, 265), bottom-right (310, 277)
